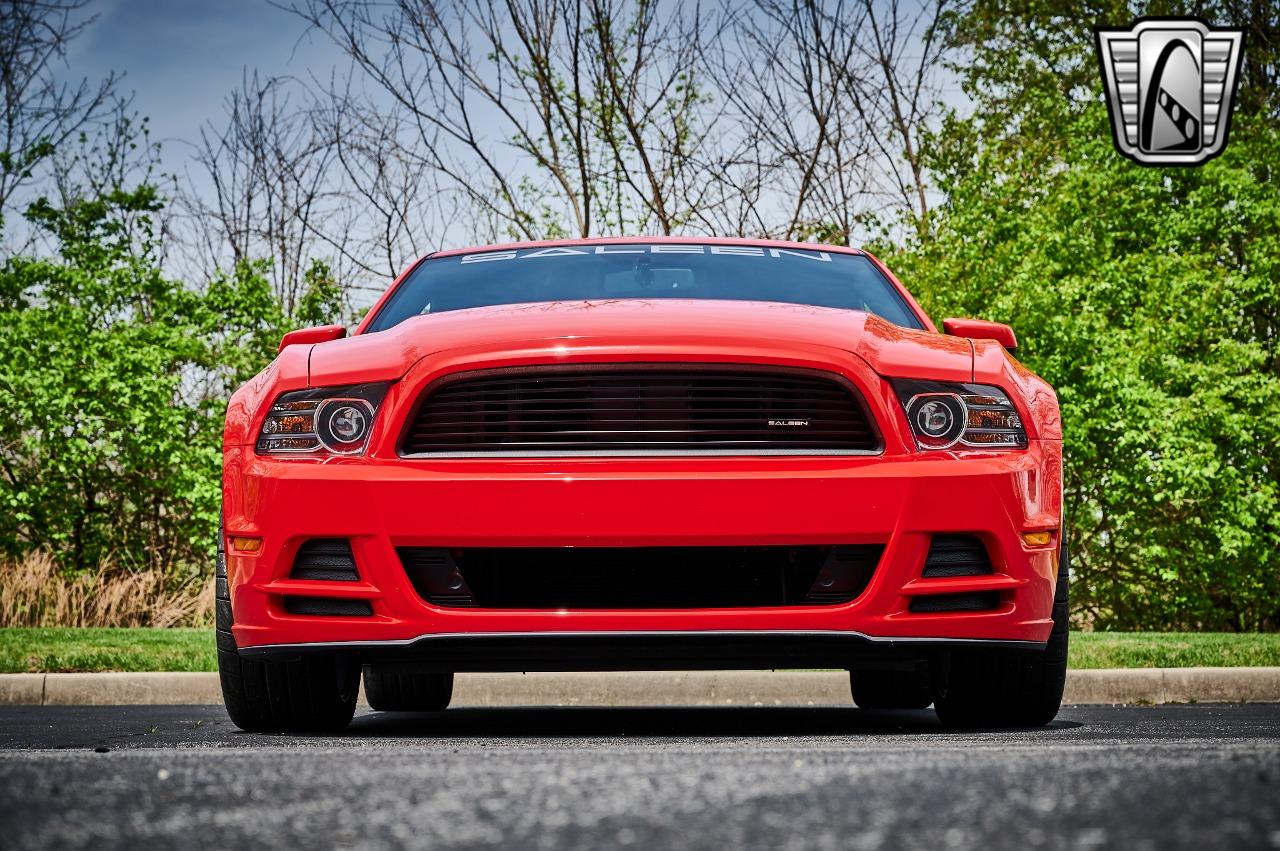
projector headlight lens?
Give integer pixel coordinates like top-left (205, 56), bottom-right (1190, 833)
top-left (906, 393), bottom-right (966, 448)
top-left (316, 400), bottom-right (374, 453)
top-left (257, 383), bottom-right (389, 456)
top-left (893, 380), bottom-right (1026, 450)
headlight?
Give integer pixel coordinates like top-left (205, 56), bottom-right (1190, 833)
top-left (892, 380), bottom-right (1026, 450)
top-left (256, 383), bottom-right (390, 456)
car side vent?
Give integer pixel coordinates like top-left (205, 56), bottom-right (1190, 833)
top-left (922, 534), bottom-right (993, 578)
top-left (289, 539), bottom-right (359, 581)
top-left (908, 591), bottom-right (1000, 613)
top-left (282, 596), bottom-right (373, 617)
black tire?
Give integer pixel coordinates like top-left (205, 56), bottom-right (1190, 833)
top-left (216, 524), bottom-right (359, 733)
top-left (363, 663), bottom-right (454, 712)
top-left (933, 543), bottom-right (1070, 728)
top-left (849, 669), bottom-right (933, 709)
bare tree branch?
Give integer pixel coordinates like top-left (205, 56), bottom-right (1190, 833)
top-left (0, 0), bottom-right (121, 231)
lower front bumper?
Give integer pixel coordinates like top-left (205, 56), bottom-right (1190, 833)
top-left (222, 440), bottom-right (1063, 655)
top-left (236, 630), bottom-right (1045, 671)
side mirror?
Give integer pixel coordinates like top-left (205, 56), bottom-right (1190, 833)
top-left (278, 324), bottom-right (347, 354)
top-left (942, 318), bottom-right (1018, 352)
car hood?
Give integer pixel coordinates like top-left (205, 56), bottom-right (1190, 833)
top-left (307, 299), bottom-right (975, 385)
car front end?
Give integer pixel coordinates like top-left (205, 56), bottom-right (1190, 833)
top-left (217, 238), bottom-right (1066, 731)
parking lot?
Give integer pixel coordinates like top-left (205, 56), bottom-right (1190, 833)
top-left (2, 703), bottom-right (1277, 849)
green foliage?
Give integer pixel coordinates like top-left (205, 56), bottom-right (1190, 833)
top-left (296, 259), bottom-right (344, 328)
top-left (0, 142), bottom-right (320, 576)
top-left (1, 184), bottom-right (207, 571)
top-left (2, 0), bottom-right (1276, 635)
top-left (881, 0), bottom-right (1280, 630)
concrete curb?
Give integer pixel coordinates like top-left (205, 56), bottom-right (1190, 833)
top-left (0, 667), bottom-right (1277, 707)
top-left (1066, 667), bottom-right (1280, 705)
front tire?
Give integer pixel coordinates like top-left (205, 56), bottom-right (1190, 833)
top-left (933, 544), bottom-right (1070, 728)
top-left (216, 525), bottom-right (359, 733)
top-left (363, 663), bottom-right (454, 712)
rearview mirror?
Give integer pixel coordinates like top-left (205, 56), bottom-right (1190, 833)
top-left (278, 324), bottom-right (347, 353)
top-left (942, 318), bottom-right (1018, 352)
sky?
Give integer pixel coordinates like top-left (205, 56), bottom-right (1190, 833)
top-left (45, 0), bottom-right (960, 282)
top-left (63, 0), bottom-right (343, 173)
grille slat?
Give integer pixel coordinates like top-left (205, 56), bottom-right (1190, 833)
top-left (415, 411), bottom-right (869, 422)
top-left (409, 427), bottom-right (870, 435)
top-left (411, 440), bottom-right (869, 449)
top-left (402, 365), bottom-right (880, 456)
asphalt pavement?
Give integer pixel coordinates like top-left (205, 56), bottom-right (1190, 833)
top-left (1, 703), bottom-right (1277, 850)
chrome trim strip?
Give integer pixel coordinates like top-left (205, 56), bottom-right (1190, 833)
top-left (401, 448), bottom-right (884, 458)
top-left (239, 629), bottom-right (1045, 655)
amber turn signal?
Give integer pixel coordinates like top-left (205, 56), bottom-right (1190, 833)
top-left (1021, 530), bottom-right (1054, 547)
top-left (230, 536), bottom-right (263, 552)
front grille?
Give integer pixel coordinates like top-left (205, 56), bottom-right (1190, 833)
top-left (289, 539), bottom-right (359, 581)
top-left (921, 534), bottom-right (993, 577)
top-left (398, 545), bottom-right (883, 609)
top-left (401, 365), bottom-right (879, 456)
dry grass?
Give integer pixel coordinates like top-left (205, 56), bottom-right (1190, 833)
top-left (0, 552), bottom-right (213, 628)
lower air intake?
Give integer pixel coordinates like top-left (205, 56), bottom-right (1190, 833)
top-left (922, 534), bottom-right (993, 578)
top-left (282, 596), bottom-right (373, 617)
top-left (908, 591), bottom-right (1000, 613)
top-left (398, 545), bottom-right (883, 609)
top-left (289, 539), bottom-right (359, 581)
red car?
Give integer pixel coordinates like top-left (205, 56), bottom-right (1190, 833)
top-left (218, 237), bottom-right (1067, 731)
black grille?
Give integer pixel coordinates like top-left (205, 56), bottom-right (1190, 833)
top-left (289, 539), bottom-right (359, 581)
top-left (401, 365), bottom-right (879, 455)
top-left (398, 545), bottom-right (883, 609)
top-left (908, 592), bottom-right (1000, 613)
top-left (921, 534), bottom-right (993, 578)
top-left (399, 548), bottom-right (478, 608)
top-left (282, 596), bottom-right (373, 616)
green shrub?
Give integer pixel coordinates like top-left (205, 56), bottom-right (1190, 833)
top-left (0, 183), bottom-right (299, 576)
top-left (881, 2), bottom-right (1280, 629)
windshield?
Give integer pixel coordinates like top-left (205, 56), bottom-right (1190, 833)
top-left (365, 243), bottom-right (925, 333)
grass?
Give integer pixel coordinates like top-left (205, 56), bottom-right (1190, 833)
top-left (1069, 632), bottom-right (1280, 670)
top-left (0, 628), bottom-right (1276, 673)
top-left (0, 628), bottom-right (215, 673)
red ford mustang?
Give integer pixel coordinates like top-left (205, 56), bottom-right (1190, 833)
top-left (218, 237), bottom-right (1066, 731)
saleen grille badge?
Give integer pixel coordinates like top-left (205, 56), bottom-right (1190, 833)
top-left (767, 419), bottom-right (810, 427)
top-left (1095, 17), bottom-right (1244, 166)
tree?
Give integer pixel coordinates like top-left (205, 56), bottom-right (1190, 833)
top-left (288, 0), bottom-right (721, 239)
top-left (884, 0), bottom-right (1280, 629)
top-left (703, 0), bottom-right (876, 242)
top-left (0, 120), bottom-right (291, 574)
top-left (0, 0), bottom-right (120, 233)
top-left (187, 72), bottom-right (349, 317)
